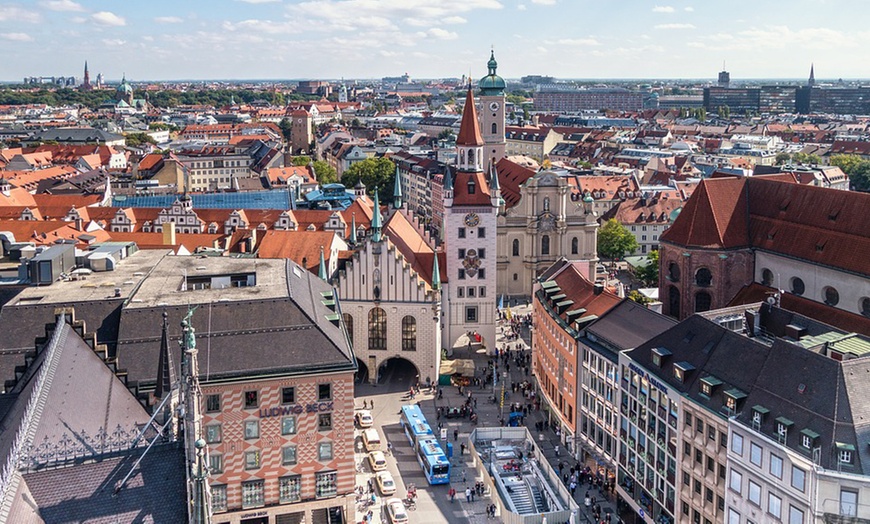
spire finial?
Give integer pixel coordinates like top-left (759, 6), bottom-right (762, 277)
top-left (392, 166), bottom-right (403, 209)
top-left (371, 188), bottom-right (382, 242)
top-left (431, 251), bottom-right (441, 291)
top-left (350, 212), bottom-right (357, 244)
top-left (318, 246), bottom-right (327, 281)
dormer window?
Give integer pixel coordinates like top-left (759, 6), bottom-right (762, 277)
top-left (673, 361), bottom-right (694, 383)
top-left (651, 347), bottom-right (672, 368)
top-left (723, 388), bottom-right (746, 412)
top-left (700, 376), bottom-right (722, 396)
top-left (800, 429), bottom-right (819, 450)
top-left (467, 179), bottom-right (476, 194)
top-left (775, 417), bottom-right (793, 440)
top-left (837, 443), bottom-right (855, 465)
top-left (751, 405), bottom-right (769, 426)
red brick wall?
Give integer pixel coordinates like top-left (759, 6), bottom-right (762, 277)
top-left (532, 295), bottom-right (577, 433)
top-left (659, 243), bottom-right (754, 319)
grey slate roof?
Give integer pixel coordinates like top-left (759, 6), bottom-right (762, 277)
top-left (31, 128), bottom-right (124, 144)
top-left (584, 299), bottom-right (677, 358)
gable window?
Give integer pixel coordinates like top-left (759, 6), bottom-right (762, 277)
top-left (674, 361), bottom-right (694, 382)
top-left (800, 429), bottom-right (818, 450)
top-left (652, 347), bottom-right (671, 367)
top-left (368, 307), bottom-right (387, 350)
top-left (837, 443), bottom-right (855, 465)
top-left (700, 376), bottom-right (721, 396)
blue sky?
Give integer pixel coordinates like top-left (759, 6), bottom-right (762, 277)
top-left (0, 0), bottom-right (866, 81)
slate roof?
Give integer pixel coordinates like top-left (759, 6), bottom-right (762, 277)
top-left (584, 299), bottom-right (677, 357)
top-left (19, 444), bottom-right (186, 523)
top-left (31, 128), bottom-right (124, 144)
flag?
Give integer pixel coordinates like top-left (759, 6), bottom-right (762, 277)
top-left (498, 294), bottom-right (504, 310)
top-left (506, 305), bottom-right (513, 321)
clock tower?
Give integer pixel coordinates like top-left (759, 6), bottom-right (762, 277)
top-left (442, 86), bottom-right (499, 355)
top-left (479, 50), bottom-right (507, 164)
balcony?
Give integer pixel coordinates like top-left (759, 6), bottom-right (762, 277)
top-left (823, 499), bottom-right (870, 524)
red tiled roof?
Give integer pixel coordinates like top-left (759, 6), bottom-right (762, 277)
top-left (256, 230), bottom-right (337, 271)
top-left (452, 171), bottom-right (492, 206)
top-left (659, 177), bottom-right (749, 249)
top-left (729, 283), bottom-right (870, 335)
top-left (382, 209), bottom-right (441, 287)
top-left (495, 158), bottom-right (535, 209)
top-left (548, 262), bottom-right (621, 322)
top-left (456, 88), bottom-right (484, 146)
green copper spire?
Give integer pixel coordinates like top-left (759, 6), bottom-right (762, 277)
top-left (489, 162), bottom-right (500, 192)
top-left (431, 251), bottom-right (441, 291)
top-left (318, 246), bottom-right (327, 281)
top-left (371, 188), bottom-right (382, 242)
top-left (393, 167), bottom-right (403, 209)
top-left (350, 212), bottom-right (357, 244)
top-left (443, 166), bottom-right (453, 192)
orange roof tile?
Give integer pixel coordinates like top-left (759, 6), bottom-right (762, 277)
top-left (456, 88), bottom-right (484, 146)
top-left (452, 171), bottom-right (492, 206)
top-left (256, 230), bottom-right (337, 271)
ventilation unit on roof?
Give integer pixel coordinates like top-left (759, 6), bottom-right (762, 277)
top-left (797, 383), bottom-right (807, 394)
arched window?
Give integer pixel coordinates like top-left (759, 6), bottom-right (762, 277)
top-left (695, 292), bottom-right (712, 313)
top-left (543, 197), bottom-right (550, 211)
top-left (342, 313), bottom-right (353, 348)
top-left (761, 268), bottom-right (774, 287)
top-left (861, 297), bottom-right (870, 318)
top-left (512, 239), bottom-right (520, 257)
top-left (668, 286), bottom-right (680, 318)
top-left (571, 237), bottom-right (579, 255)
top-left (541, 235), bottom-right (550, 255)
top-left (491, 122), bottom-right (497, 134)
top-left (695, 268), bottom-right (712, 287)
top-left (402, 316), bottom-right (417, 351)
top-left (468, 149), bottom-right (475, 166)
top-left (368, 308), bottom-right (386, 350)
top-left (668, 262), bottom-right (681, 281)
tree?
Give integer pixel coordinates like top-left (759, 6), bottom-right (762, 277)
top-left (597, 219), bottom-right (638, 264)
top-left (829, 154), bottom-right (864, 175)
top-left (124, 132), bottom-right (157, 147)
top-left (634, 249), bottom-right (660, 287)
top-left (278, 118), bottom-right (293, 142)
top-left (341, 157), bottom-right (395, 196)
top-left (437, 129), bottom-right (455, 141)
top-left (312, 160), bottom-right (337, 185)
top-left (774, 152), bottom-right (791, 166)
top-left (291, 156), bottom-right (312, 166)
top-left (628, 290), bottom-right (652, 306)
top-left (791, 152), bottom-right (821, 165)
top-left (849, 161), bottom-right (870, 192)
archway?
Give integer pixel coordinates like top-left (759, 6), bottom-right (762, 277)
top-left (376, 357), bottom-right (421, 392)
top-left (355, 358), bottom-right (370, 384)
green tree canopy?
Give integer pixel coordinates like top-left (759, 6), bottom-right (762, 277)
top-left (791, 152), bottom-right (821, 165)
top-left (312, 160), bottom-right (337, 185)
top-left (124, 132), bottom-right (157, 147)
top-left (774, 152), bottom-right (791, 166)
top-left (829, 154), bottom-right (864, 175)
top-left (597, 219), bottom-right (638, 263)
top-left (628, 290), bottom-right (652, 306)
top-left (340, 157), bottom-right (395, 196)
top-left (291, 155), bottom-right (312, 166)
top-left (634, 249), bottom-right (660, 287)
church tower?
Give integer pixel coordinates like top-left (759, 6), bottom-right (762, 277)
top-left (443, 86), bottom-right (498, 355)
top-left (478, 50), bottom-right (507, 164)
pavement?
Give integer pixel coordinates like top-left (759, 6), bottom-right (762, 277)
top-left (351, 301), bottom-right (625, 524)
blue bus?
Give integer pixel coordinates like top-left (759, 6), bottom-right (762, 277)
top-left (416, 437), bottom-right (451, 485)
top-left (399, 405), bottom-right (433, 448)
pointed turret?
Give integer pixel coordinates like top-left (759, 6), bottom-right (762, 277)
top-left (155, 311), bottom-right (173, 401)
top-left (318, 246), bottom-right (327, 281)
top-left (371, 188), bottom-right (383, 242)
top-left (190, 439), bottom-right (212, 524)
top-left (456, 87), bottom-right (484, 147)
top-left (808, 63), bottom-right (816, 87)
top-left (350, 212), bottom-right (357, 244)
top-left (443, 166), bottom-right (453, 192)
top-left (431, 251), bottom-right (441, 291)
top-left (489, 162), bottom-right (500, 193)
top-left (393, 167), bottom-right (403, 209)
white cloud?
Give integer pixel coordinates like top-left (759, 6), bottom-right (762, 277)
top-left (0, 6), bottom-right (41, 23)
top-left (1, 32), bottom-right (33, 41)
top-left (155, 16), bottom-right (183, 23)
top-left (652, 6), bottom-right (675, 12)
top-left (427, 27), bottom-right (458, 40)
top-left (517, 4), bottom-right (526, 9)
top-left (531, 0), bottom-right (555, 4)
top-left (443, 16), bottom-right (467, 24)
top-left (654, 23), bottom-right (695, 29)
top-left (102, 38), bottom-right (126, 46)
top-left (556, 38), bottom-right (601, 46)
top-left (92, 11), bottom-right (126, 26)
top-left (237, 0), bottom-right (282, 3)
top-left (684, 6), bottom-right (694, 11)
top-left (40, 0), bottom-right (83, 11)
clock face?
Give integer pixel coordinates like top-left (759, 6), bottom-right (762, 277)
top-left (489, 101), bottom-right (500, 112)
top-left (297, 119), bottom-right (304, 123)
top-left (464, 213), bottom-right (480, 227)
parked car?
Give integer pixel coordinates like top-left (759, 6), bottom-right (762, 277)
top-left (376, 471), bottom-right (396, 496)
top-left (386, 497), bottom-right (409, 524)
top-left (355, 410), bottom-right (374, 428)
top-left (368, 450), bottom-right (387, 472)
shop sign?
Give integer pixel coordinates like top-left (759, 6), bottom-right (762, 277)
top-left (628, 363), bottom-right (669, 395)
top-left (258, 402), bottom-right (333, 418)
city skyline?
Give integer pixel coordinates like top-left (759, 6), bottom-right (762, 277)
top-left (1, 0), bottom-right (868, 81)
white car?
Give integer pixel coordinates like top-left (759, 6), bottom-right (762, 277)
top-left (355, 410), bottom-right (373, 428)
top-left (386, 497), bottom-right (409, 524)
top-left (367, 450), bottom-right (387, 472)
top-left (376, 471), bottom-right (396, 496)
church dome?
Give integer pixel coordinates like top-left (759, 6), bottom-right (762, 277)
top-left (117, 75), bottom-right (133, 95)
top-left (479, 51), bottom-right (506, 96)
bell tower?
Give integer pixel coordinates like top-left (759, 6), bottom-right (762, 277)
top-left (479, 50), bottom-right (507, 164)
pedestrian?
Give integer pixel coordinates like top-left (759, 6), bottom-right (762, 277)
top-left (466, 487), bottom-right (472, 503)
top-left (449, 487), bottom-right (456, 502)
top-left (370, 399), bottom-right (374, 409)
top-left (454, 429), bottom-right (459, 441)
top-left (471, 488), bottom-right (475, 502)
top-left (460, 443), bottom-right (466, 455)
top-left (585, 495), bottom-right (592, 511)
top-left (555, 445), bottom-right (560, 456)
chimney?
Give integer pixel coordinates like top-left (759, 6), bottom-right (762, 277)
top-left (162, 221), bottom-right (177, 246)
top-left (593, 283), bottom-right (604, 295)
